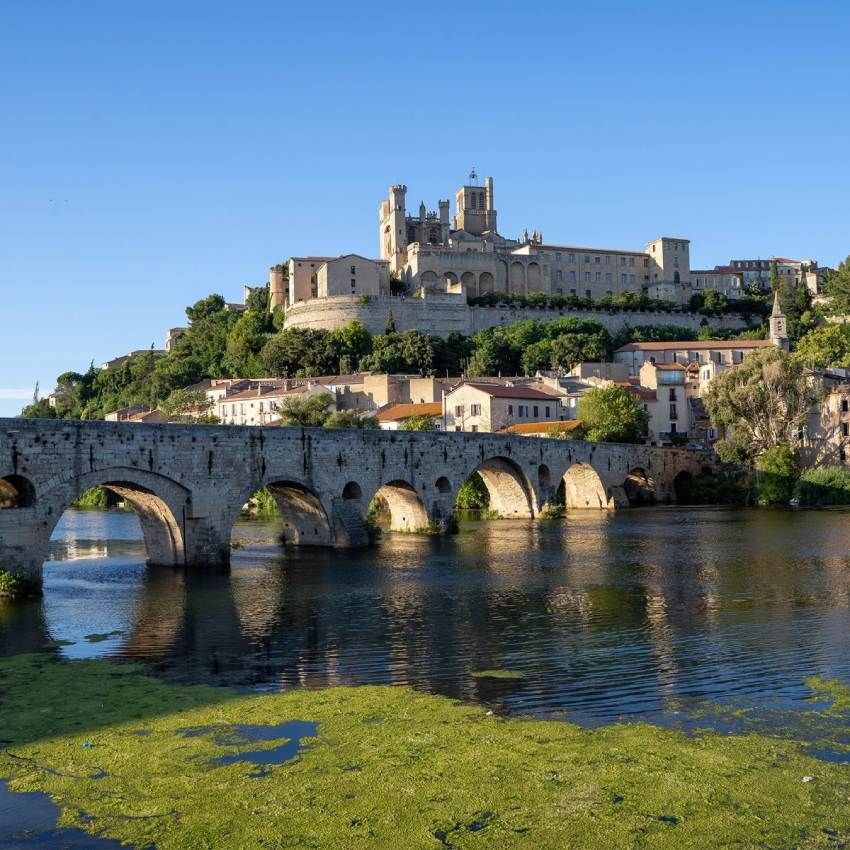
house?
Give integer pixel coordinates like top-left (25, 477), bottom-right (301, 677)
top-left (443, 382), bottom-right (561, 433)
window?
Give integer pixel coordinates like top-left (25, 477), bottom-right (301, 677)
top-left (584, 255), bottom-right (590, 264)
top-left (595, 272), bottom-right (601, 282)
top-left (629, 257), bottom-right (635, 267)
top-left (605, 272), bottom-right (612, 284)
top-left (508, 404), bottom-right (513, 416)
top-left (454, 405), bottom-right (464, 417)
top-left (595, 256), bottom-right (600, 264)
top-left (669, 404), bottom-right (678, 420)
top-left (570, 288), bottom-right (576, 295)
top-left (630, 274), bottom-right (636, 285)
top-left (670, 422), bottom-right (677, 434)
top-left (470, 425), bottom-right (478, 432)
top-left (569, 271), bottom-right (576, 283)
top-left (545, 406), bottom-right (550, 418)
top-left (555, 270), bottom-right (562, 282)
top-left (555, 252), bottom-right (562, 262)
top-left (351, 278), bottom-right (356, 291)
top-left (470, 404), bottom-right (481, 416)
top-left (585, 289), bottom-right (592, 299)
top-left (519, 405), bottom-right (527, 417)
top-left (843, 423), bottom-right (849, 437)
top-left (669, 388), bottom-right (677, 400)
top-left (842, 399), bottom-right (848, 413)
top-left (620, 256), bottom-right (627, 266)
top-left (533, 405), bottom-right (539, 417)
top-left (621, 273), bottom-right (627, 285)
top-left (568, 252), bottom-right (576, 263)
top-left (350, 265), bottom-right (356, 274)
top-left (605, 255), bottom-right (611, 265)
top-left (584, 272), bottom-right (591, 283)
top-left (644, 258), bottom-right (649, 267)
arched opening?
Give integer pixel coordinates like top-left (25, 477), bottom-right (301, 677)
top-left (479, 271), bottom-right (494, 293)
top-left (368, 480), bottom-right (430, 533)
top-left (461, 271), bottom-right (476, 293)
top-left (0, 474), bottom-right (35, 508)
top-left (563, 463), bottom-right (609, 510)
top-left (266, 481), bottom-right (332, 546)
top-left (527, 262), bottom-right (542, 292)
top-left (342, 481), bottom-right (362, 500)
top-left (623, 468), bottom-right (655, 506)
top-left (674, 271), bottom-right (681, 284)
top-left (467, 457), bottom-right (535, 518)
top-left (435, 476), bottom-right (452, 493)
top-left (45, 474), bottom-right (188, 568)
top-left (231, 482), bottom-right (332, 548)
top-left (420, 271), bottom-right (438, 290)
top-left (673, 471), bottom-right (694, 503)
top-left (538, 464), bottom-right (551, 488)
top-left (97, 480), bottom-right (186, 565)
top-left (510, 262), bottom-right (525, 293)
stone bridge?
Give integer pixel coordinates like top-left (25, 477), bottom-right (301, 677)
top-left (0, 418), bottom-right (713, 592)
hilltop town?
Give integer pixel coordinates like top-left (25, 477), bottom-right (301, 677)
top-left (22, 175), bottom-right (850, 502)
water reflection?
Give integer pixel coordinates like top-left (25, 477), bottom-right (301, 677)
top-left (5, 507), bottom-right (850, 723)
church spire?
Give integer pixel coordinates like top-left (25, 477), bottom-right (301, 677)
top-left (769, 291), bottom-right (789, 351)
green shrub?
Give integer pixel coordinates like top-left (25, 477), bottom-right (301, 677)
top-left (455, 474), bottom-right (490, 510)
top-left (0, 569), bottom-right (21, 598)
top-left (795, 466), bottom-right (850, 506)
top-left (754, 445), bottom-right (798, 506)
top-left (674, 471), bottom-right (748, 505)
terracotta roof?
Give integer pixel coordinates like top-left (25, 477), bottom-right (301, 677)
top-left (653, 363), bottom-right (686, 371)
top-left (221, 385), bottom-right (308, 402)
top-left (616, 340), bottom-right (774, 352)
top-left (501, 420), bottom-right (582, 435)
top-left (376, 402), bottom-right (443, 422)
top-left (452, 382), bottom-right (559, 400)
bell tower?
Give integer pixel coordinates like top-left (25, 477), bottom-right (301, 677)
top-left (770, 291), bottom-right (790, 351)
top-left (378, 184), bottom-right (408, 271)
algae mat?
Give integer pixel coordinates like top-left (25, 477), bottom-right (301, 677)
top-left (1, 654), bottom-right (849, 849)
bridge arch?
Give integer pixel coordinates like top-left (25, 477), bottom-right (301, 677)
top-left (468, 456), bottom-right (536, 518)
top-left (369, 479), bottom-right (430, 533)
top-left (623, 467), bottom-right (656, 506)
top-left (266, 481), bottom-right (332, 545)
top-left (41, 467), bottom-right (190, 567)
top-left (563, 462), bottom-right (609, 510)
top-left (0, 474), bottom-right (36, 508)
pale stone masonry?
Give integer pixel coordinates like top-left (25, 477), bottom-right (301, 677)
top-left (0, 418), bottom-right (713, 591)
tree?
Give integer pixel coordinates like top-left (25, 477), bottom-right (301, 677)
top-left (400, 415), bottom-right (436, 431)
top-left (277, 392), bottom-right (333, 427)
top-left (703, 347), bottom-right (821, 464)
top-left (754, 444), bottom-right (798, 505)
top-left (327, 321), bottom-right (372, 372)
top-left (185, 294), bottom-right (226, 323)
top-left (20, 399), bottom-right (56, 419)
top-left (823, 256), bottom-right (850, 315)
top-left (792, 324), bottom-right (850, 368)
top-left (385, 310), bottom-right (396, 335)
top-left (323, 410), bottom-right (378, 429)
top-left (160, 388), bottom-right (217, 423)
top-left (577, 386), bottom-right (649, 443)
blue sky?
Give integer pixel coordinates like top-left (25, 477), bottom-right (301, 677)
top-left (2, 0), bottom-right (849, 415)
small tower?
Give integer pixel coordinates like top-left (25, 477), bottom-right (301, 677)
top-left (770, 291), bottom-right (790, 351)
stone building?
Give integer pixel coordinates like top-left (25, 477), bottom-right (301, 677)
top-left (443, 382), bottom-right (562, 433)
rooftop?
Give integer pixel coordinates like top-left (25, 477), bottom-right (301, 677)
top-left (616, 340), bottom-right (774, 352)
top-left (452, 382), bottom-right (560, 400)
top-left (500, 420), bottom-right (582, 435)
top-left (377, 402), bottom-right (443, 422)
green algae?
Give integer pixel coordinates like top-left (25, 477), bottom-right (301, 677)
top-left (83, 630), bottom-right (123, 643)
top-left (471, 669), bottom-right (526, 680)
top-left (1, 654), bottom-right (850, 849)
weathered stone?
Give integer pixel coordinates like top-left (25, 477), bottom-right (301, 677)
top-left (0, 419), bottom-right (711, 591)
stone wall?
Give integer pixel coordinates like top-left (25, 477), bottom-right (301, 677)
top-left (283, 294), bottom-right (748, 337)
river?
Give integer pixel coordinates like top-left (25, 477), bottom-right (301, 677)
top-left (2, 507), bottom-right (850, 727)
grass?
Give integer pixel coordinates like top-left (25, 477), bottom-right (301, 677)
top-left (1, 654), bottom-right (850, 848)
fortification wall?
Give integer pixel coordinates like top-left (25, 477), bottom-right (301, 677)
top-left (282, 295), bottom-right (748, 337)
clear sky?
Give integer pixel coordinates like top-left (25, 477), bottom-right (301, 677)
top-left (2, 0), bottom-right (849, 415)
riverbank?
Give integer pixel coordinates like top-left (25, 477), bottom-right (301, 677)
top-left (1, 653), bottom-right (849, 849)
